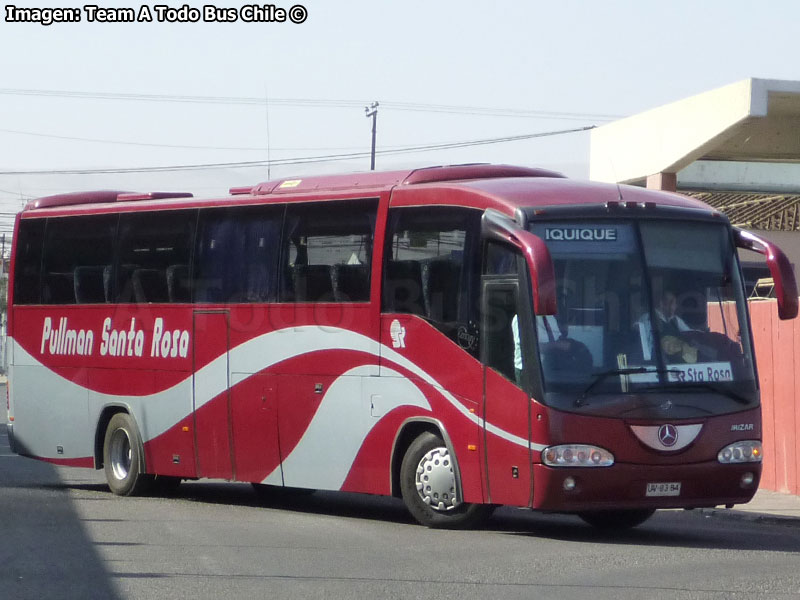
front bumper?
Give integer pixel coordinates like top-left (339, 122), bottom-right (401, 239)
top-left (532, 461), bottom-right (760, 512)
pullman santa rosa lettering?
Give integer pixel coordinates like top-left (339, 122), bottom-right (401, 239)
top-left (40, 316), bottom-right (189, 359)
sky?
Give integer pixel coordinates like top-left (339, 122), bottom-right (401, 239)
top-left (0, 0), bottom-right (799, 243)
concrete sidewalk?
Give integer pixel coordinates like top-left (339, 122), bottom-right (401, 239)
top-left (700, 489), bottom-right (800, 527)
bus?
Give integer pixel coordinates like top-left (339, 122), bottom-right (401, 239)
top-left (6, 164), bottom-right (797, 529)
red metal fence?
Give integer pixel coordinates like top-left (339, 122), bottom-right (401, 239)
top-left (749, 300), bottom-right (800, 494)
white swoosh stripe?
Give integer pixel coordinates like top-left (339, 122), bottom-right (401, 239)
top-left (377, 339), bottom-right (543, 451)
top-left (11, 327), bottom-right (540, 456)
top-left (270, 365), bottom-right (431, 489)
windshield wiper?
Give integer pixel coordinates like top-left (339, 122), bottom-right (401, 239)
top-left (640, 382), bottom-right (752, 405)
top-left (619, 402), bottom-right (715, 417)
top-left (577, 367), bottom-right (681, 406)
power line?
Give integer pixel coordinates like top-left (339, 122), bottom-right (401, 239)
top-left (0, 127), bottom-right (267, 151)
top-left (0, 87), bottom-right (364, 107)
top-left (0, 87), bottom-right (621, 121)
top-left (384, 101), bottom-right (620, 121)
top-left (0, 187), bottom-right (33, 198)
top-left (0, 127), bottom-right (367, 152)
top-left (0, 126), bottom-right (594, 176)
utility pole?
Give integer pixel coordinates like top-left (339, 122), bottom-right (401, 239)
top-left (364, 102), bottom-right (379, 170)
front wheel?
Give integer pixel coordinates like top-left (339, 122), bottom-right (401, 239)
top-left (400, 432), bottom-right (493, 529)
top-left (578, 509), bottom-right (656, 530)
top-left (103, 413), bottom-right (153, 496)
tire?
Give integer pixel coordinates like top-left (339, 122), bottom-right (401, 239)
top-left (399, 432), bottom-right (493, 529)
top-left (578, 508), bottom-right (656, 530)
top-left (103, 413), bottom-right (153, 496)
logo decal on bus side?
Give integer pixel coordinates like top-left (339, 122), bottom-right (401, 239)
top-left (390, 319), bottom-right (406, 349)
top-left (457, 325), bottom-right (478, 352)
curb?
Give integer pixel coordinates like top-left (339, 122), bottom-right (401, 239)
top-left (698, 507), bottom-right (800, 528)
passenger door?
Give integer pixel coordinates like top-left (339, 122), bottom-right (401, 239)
top-left (192, 204), bottom-right (286, 483)
top-left (481, 242), bottom-right (533, 507)
top-left (192, 310), bottom-right (234, 480)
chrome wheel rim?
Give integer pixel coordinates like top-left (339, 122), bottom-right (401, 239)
top-left (415, 447), bottom-right (459, 511)
top-left (110, 429), bottom-right (132, 481)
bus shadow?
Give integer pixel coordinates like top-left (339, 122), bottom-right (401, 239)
top-left (0, 455), bottom-right (123, 599)
top-left (39, 482), bottom-right (110, 493)
top-left (175, 481), bottom-right (417, 525)
top-left (51, 477), bottom-right (417, 525)
top-left (76, 479), bottom-right (800, 553)
top-left (488, 507), bottom-right (800, 552)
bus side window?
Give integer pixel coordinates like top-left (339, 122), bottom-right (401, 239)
top-left (483, 242), bottom-right (524, 386)
top-left (483, 285), bottom-right (521, 384)
top-left (116, 210), bottom-right (196, 304)
top-left (12, 219), bottom-right (46, 304)
top-left (74, 265), bottom-right (110, 304)
top-left (41, 214), bottom-right (117, 305)
top-left (383, 206), bottom-right (482, 356)
top-left (279, 199), bottom-right (378, 303)
top-left (194, 205), bottom-right (283, 303)
top-left (484, 241), bottom-right (518, 276)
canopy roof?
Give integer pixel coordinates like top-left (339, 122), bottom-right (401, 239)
top-left (590, 79), bottom-right (800, 185)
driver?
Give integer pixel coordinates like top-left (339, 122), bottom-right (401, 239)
top-left (637, 290), bottom-right (694, 361)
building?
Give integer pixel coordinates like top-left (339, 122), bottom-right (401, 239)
top-left (589, 78), bottom-right (800, 294)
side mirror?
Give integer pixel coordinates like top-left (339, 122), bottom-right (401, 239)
top-left (734, 228), bottom-right (798, 320)
top-left (482, 211), bottom-right (556, 315)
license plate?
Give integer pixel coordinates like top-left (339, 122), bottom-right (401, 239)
top-left (646, 482), bottom-right (681, 497)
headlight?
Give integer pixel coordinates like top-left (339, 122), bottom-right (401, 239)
top-left (542, 444), bottom-right (614, 467)
top-left (717, 440), bottom-right (762, 464)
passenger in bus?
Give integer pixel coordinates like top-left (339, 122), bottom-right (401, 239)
top-left (512, 314), bottom-right (523, 384)
top-left (511, 312), bottom-right (592, 385)
top-left (538, 313), bottom-right (592, 376)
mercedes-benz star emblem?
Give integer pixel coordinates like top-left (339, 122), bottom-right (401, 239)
top-left (658, 424), bottom-right (679, 447)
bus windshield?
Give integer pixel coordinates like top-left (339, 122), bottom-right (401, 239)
top-left (528, 219), bottom-right (756, 418)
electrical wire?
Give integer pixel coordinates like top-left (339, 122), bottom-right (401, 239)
top-left (0, 126), bottom-right (435, 152)
top-left (0, 125), bottom-right (594, 176)
top-left (0, 87), bottom-right (622, 121)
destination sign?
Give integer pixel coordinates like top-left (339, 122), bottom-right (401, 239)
top-left (544, 227), bottom-right (617, 242)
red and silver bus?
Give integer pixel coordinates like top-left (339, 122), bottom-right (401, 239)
top-left (6, 164), bottom-right (797, 529)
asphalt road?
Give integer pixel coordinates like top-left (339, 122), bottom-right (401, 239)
top-left (3, 399), bottom-right (800, 599)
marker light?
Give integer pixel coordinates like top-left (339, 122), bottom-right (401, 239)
top-left (542, 444), bottom-right (614, 467)
top-left (717, 441), bottom-right (762, 464)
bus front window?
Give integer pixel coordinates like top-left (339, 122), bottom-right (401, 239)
top-left (528, 220), bottom-right (757, 418)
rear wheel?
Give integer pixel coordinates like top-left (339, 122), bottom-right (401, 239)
top-left (578, 509), bottom-right (656, 530)
top-left (400, 432), bottom-right (493, 529)
top-left (103, 413), bottom-right (153, 496)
